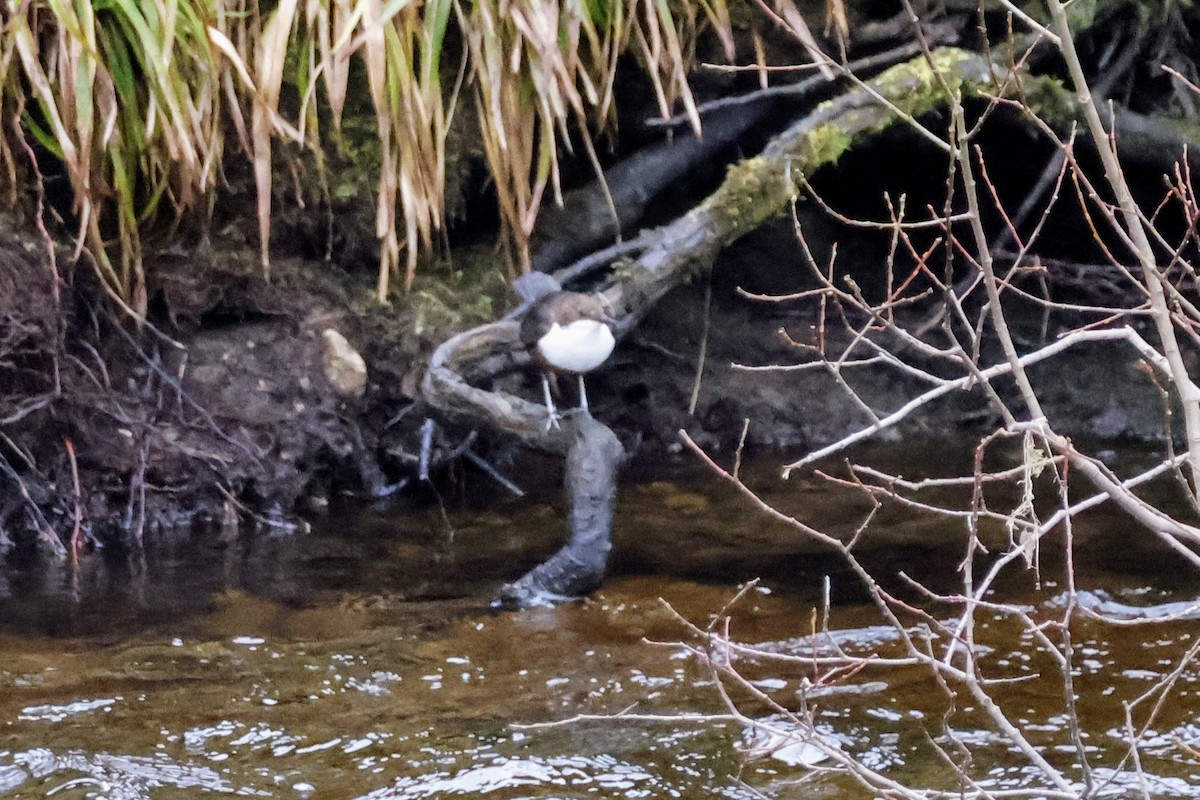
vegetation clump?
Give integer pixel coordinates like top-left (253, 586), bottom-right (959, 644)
top-left (0, 0), bottom-right (727, 307)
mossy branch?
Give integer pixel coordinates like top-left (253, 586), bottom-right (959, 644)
top-left (425, 46), bottom-right (1200, 438)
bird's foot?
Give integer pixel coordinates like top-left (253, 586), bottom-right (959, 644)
top-left (546, 407), bottom-right (595, 430)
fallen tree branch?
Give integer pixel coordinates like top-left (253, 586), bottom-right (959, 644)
top-left (421, 46), bottom-right (1200, 605)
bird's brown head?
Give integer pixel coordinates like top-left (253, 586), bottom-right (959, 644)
top-left (561, 293), bottom-right (615, 325)
top-left (520, 290), bottom-right (618, 351)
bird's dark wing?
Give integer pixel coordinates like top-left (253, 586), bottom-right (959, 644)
top-left (518, 291), bottom-right (564, 348)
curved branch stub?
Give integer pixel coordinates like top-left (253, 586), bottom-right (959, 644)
top-left (421, 320), bottom-right (574, 452)
top-left (493, 415), bottom-right (625, 608)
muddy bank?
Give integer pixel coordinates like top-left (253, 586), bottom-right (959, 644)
top-left (0, 220), bottom-right (497, 553)
top-left (0, 199), bottom-right (1173, 560)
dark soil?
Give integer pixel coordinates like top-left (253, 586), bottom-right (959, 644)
top-left (0, 215), bottom-right (509, 555)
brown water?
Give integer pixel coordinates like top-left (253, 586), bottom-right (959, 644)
top-left (2, 450), bottom-right (1200, 799)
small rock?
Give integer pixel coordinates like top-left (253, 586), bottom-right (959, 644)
top-left (322, 328), bottom-right (368, 398)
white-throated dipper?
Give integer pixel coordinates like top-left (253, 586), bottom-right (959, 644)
top-left (519, 290), bottom-right (616, 428)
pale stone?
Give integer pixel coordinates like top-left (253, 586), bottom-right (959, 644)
top-left (322, 328), bottom-right (368, 398)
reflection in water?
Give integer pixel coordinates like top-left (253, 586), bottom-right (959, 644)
top-left (0, 451), bottom-right (1199, 798)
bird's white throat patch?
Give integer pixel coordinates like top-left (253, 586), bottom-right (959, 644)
top-left (537, 320), bottom-right (615, 373)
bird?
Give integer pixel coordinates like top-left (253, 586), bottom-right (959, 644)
top-left (519, 290), bottom-right (616, 429)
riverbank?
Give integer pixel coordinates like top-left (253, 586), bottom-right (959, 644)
top-left (0, 204), bottom-right (1174, 559)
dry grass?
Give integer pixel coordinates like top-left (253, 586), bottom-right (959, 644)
top-left (0, 0), bottom-right (731, 308)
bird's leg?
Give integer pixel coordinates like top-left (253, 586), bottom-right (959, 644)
top-left (577, 373), bottom-right (590, 414)
top-left (541, 373), bottom-right (562, 430)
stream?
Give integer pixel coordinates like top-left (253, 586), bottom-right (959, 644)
top-left (2, 448), bottom-right (1199, 798)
